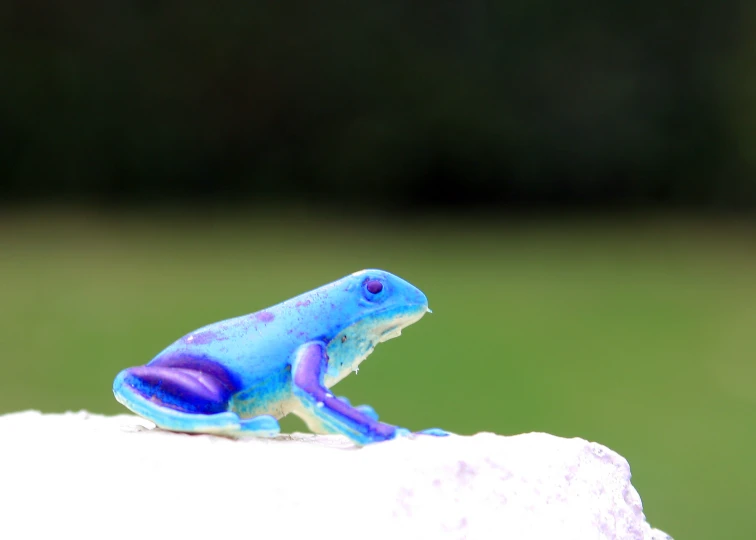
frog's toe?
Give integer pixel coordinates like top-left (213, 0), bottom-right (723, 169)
top-left (417, 428), bottom-right (452, 437)
top-left (392, 427), bottom-right (413, 439)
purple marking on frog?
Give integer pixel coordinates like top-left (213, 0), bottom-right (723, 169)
top-left (125, 365), bottom-right (234, 414)
top-left (292, 343), bottom-right (325, 391)
top-left (150, 354), bottom-right (241, 394)
top-left (293, 343), bottom-right (396, 440)
top-left (255, 311), bottom-right (275, 323)
top-left (295, 299), bottom-right (311, 308)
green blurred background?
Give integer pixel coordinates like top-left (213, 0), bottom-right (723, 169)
top-left (2, 3), bottom-right (756, 539)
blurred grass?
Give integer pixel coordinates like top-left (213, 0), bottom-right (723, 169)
top-left (1, 206), bottom-right (755, 540)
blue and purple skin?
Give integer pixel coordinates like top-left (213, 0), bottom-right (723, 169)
top-left (113, 269), bottom-right (449, 445)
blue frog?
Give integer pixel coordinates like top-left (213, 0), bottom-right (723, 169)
top-left (113, 269), bottom-right (449, 445)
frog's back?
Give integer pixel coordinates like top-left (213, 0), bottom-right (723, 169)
top-left (146, 280), bottom-right (352, 388)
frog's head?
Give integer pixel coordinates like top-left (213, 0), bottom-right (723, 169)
top-left (322, 269), bottom-right (430, 386)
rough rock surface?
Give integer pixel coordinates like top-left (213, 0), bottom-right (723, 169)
top-left (1, 411), bottom-right (672, 540)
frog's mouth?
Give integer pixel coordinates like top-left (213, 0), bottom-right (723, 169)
top-left (379, 325), bottom-right (403, 343)
top-left (323, 303), bottom-right (429, 387)
top-left (375, 304), bottom-right (429, 343)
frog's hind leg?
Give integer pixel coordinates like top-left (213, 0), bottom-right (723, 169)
top-left (113, 367), bottom-right (280, 438)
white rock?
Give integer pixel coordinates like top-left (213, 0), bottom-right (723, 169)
top-left (0, 411), bottom-right (672, 540)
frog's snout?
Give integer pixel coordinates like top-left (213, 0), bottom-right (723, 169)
top-left (404, 287), bottom-right (430, 322)
top-left (412, 287), bottom-right (429, 310)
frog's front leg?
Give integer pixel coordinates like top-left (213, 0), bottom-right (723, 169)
top-left (290, 342), bottom-right (401, 445)
top-left (335, 396), bottom-right (379, 422)
top-left (113, 363), bottom-right (280, 438)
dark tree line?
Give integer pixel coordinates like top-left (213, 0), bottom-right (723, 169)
top-left (1, 1), bottom-right (754, 210)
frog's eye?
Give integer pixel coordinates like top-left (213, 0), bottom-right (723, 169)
top-left (366, 279), bottom-right (383, 294)
top-left (362, 277), bottom-right (387, 302)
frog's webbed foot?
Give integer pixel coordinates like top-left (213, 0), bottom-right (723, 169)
top-left (416, 428), bottom-right (452, 437)
top-left (333, 396), bottom-right (449, 438)
top-left (290, 341), bottom-right (400, 445)
top-left (389, 427), bottom-right (453, 440)
top-left (113, 357), bottom-right (280, 438)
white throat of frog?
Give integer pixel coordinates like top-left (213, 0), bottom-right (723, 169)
top-left (322, 307), bottom-right (426, 387)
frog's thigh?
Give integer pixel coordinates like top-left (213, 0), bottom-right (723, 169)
top-left (113, 368), bottom-right (280, 438)
top-left (289, 341), bottom-right (396, 444)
